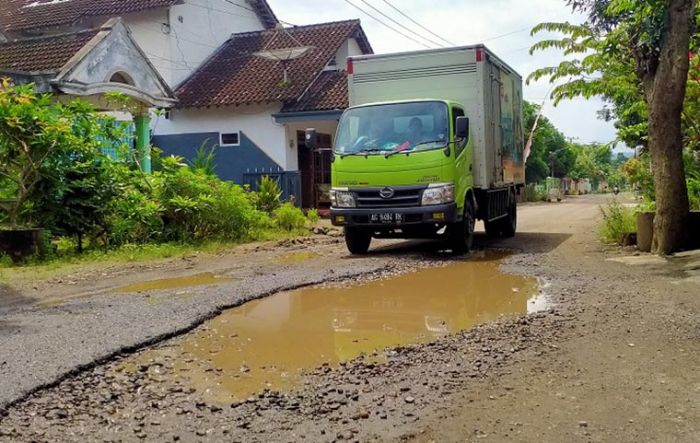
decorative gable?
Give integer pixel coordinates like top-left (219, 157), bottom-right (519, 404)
top-left (54, 19), bottom-right (174, 107)
top-left (0, 18), bottom-right (175, 108)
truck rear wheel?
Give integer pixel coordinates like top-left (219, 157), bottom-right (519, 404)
top-left (501, 193), bottom-right (517, 238)
top-left (483, 191), bottom-right (517, 238)
top-left (345, 228), bottom-right (372, 254)
top-left (449, 198), bottom-right (475, 254)
top-left (484, 219), bottom-right (501, 238)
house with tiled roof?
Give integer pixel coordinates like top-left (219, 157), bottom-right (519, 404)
top-left (153, 19), bottom-right (373, 208)
top-left (0, 0), bottom-right (278, 87)
top-left (0, 0), bottom-right (281, 170)
top-left (0, 1), bottom-right (373, 207)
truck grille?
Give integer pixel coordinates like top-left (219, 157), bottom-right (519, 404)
top-left (354, 186), bottom-right (425, 208)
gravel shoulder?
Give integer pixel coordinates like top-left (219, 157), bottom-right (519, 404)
top-left (1, 195), bottom-right (699, 442)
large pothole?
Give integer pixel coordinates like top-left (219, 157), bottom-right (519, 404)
top-left (117, 251), bottom-right (543, 404)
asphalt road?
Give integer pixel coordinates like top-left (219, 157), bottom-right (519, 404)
top-left (2, 194), bottom-right (698, 443)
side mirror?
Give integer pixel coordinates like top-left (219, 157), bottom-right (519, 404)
top-left (455, 116), bottom-right (469, 141)
top-left (305, 128), bottom-right (318, 150)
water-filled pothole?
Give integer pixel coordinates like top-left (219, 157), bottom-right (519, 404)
top-left (122, 252), bottom-right (541, 403)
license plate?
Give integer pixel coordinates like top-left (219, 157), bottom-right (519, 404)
top-left (370, 213), bottom-right (403, 224)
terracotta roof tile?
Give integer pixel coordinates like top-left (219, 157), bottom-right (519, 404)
top-left (176, 20), bottom-right (370, 108)
top-left (282, 70), bottom-right (348, 112)
top-left (0, 0), bottom-right (178, 32)
top-left (0, 29), bottom-right (97, 72)
top-left (0, 0), bottom-right (278, 33)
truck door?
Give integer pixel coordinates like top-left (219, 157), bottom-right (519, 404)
top-left (452, 105), bottom-right (470, 206)
top-left (490, 63), bottom-right (503, 185)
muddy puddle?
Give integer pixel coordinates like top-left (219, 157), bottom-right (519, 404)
top-left (117, 272), bottom-right (235, 293)
top-left (36, 273), bottom-right (235, 308)
top-left (124, 253), bottom-right (540, 404)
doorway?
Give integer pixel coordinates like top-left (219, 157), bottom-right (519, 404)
top-left (297, 131), bottom-right (332, 209)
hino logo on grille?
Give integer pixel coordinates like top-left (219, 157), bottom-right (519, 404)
top-left (379, 187), bottom-right (395, 199)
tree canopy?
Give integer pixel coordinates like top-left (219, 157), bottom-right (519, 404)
top-left (529, 0), bottom-right (698, 254)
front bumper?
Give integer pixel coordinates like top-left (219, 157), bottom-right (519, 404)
top-left (330, 203), bottom-right (458, 227)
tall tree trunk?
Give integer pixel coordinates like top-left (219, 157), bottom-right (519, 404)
top-left (646, 0), bottom-right (696, 255)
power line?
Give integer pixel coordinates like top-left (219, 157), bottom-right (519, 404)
top-left (182, 0), bottom-right (297, 27)
top-left (357, 0), bottom-right (443, 48)
top-left (504, 45), bottom-right (532, 55)
top-left (144, 51), bottom-right (201, 70)
top-left (130, 23), bottom-right (220, 50)
top-left (219, 0), bottom-right (298, 27)
top-left (381, 0), bottom-right (454, 46)
top-left (183, 0), bottom-right (257, 20)
top-left (482, 27), bottom-right (531, 42)
top-left (343, 0), bottom-right (431, 49)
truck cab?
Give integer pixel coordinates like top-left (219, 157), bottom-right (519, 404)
top-left (307, 45), bottom-right (523, 254)
top-left (308, 99), bottom-right (473, 253)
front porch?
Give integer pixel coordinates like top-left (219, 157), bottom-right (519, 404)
top-left (275, 110), bottom-right (342, 210)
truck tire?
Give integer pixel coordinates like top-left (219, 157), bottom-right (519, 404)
top-left (450, 198), bottom-right (475, 254)
top-left (345, 228), bottom-right (372, 254)
top-left (500, 193), bottom-right (517, 238)
top-left (484, 219), bottom-right (501, 238)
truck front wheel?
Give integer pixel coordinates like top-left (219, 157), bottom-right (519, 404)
top-left (449, 198), bottom-right (475, 254)
top-left (344, 228), bottom-right (372, 254)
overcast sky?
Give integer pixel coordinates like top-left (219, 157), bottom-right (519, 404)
top-left (267, 0), bottom-right (619, 147)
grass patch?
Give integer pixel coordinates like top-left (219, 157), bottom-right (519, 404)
top-left (0, 229), bottom-right (308, 282)
top-left (599, 199), bottom-right (637, 245)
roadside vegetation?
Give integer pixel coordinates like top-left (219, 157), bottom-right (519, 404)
top-left (0, 82), bottom-right (313, 267)
top-left (523, 99), bottom-right (629, 202)
top-left (529, 0), bottom-right (699, 254)
top-left (599, 200), bottom-right (637, 244)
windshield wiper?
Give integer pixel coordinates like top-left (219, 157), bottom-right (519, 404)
top-left (384, 140), bottom-right (446, 158)
top-left (340, 148), bottom-right (383, 158)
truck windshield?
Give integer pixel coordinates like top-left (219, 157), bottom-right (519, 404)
top-left (335, 101), bottom-right (449, 156)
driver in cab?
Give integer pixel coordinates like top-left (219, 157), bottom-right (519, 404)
top-left (394, 117), bottom-right (429, 152)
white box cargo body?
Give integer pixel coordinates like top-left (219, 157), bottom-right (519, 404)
top-left (348, 45), bottom-right (525, 190)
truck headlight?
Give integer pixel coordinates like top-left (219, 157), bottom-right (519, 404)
top-left (421, 184), bottom-right (455, 206)
top-left (330, 189), bottom-right (356, 208)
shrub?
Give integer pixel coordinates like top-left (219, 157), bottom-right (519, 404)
top-left (687, 171), bottom-right (700, 211)
top-left (204, 180), bottom-right (273, 241)
top-left (524, 183), bottom-right (547, 202)
top-left (108, 189), bottom-right (163, 246)
top-left (599, 200), bottom-right (636, 244)
top-left (306, 208), bottom-right (320, 224)
top-left (156, 157), bottom-right (273, 242)
top-left (189, 141), bottom-right (217, 176)
top-left (0, 82), bottom-right (123, 229)
top-left (255, 176), bottom-right (282, 214)
top-left (274, 203), bottom-right (307, 232)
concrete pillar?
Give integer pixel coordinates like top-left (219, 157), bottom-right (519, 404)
top-left (134, 114), bottom-right (151, 173)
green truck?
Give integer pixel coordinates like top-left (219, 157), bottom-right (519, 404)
top-left (306, 45), bottom-right (525, 254)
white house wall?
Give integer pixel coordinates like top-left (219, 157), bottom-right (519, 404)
top-left (335, 38), bottom-right (363, 69)
top-left (123, 9), bottom-right (174, 86)
top-left (125, 0), bottom-right (265, 88)
top-left (153, 103), bottom-right (290, 169)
